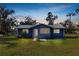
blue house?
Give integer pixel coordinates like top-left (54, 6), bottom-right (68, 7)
top-left (16, 24), bottom-right (64, 39)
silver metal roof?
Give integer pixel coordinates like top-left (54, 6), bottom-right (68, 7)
top-left (16, 24), bottom-right (64, 29)
top-left (49, 24), bottom-right (65, 28)
top-left (16, 25), bottom-right (33, 29)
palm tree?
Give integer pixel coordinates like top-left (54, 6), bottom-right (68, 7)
top-left (66, 13), bottom-right (76, 21)
top-left (65, 13), bottom-right (76, 29)
top-left (75, 8), bottom-right (79, 14)
top-left (46, 12), bottom-right (58, 25)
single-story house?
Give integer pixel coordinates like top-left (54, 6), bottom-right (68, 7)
top-left (15, 24), bottom-right (65, 39)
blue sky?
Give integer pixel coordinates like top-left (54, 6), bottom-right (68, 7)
top-left (3, 3), bottom-right (79, 24)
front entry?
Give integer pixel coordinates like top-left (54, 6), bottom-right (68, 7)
top-left (33, 28), bottom-right (50, 39)
top-left (39, 28), bottom-right (50, 39)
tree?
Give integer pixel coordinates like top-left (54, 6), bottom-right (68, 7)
top-left (0, 5), bottom-right (15, 34)
top-left (64, 19), bottom-right (74, 28)
top-left (25, 16), bottom-right (32, 22)
top-left (63, 19), bottom-right (76, 34)
top-left (6, 16), bottom-right (16, 32)
top-left (20, 16), bottom-right (37, 25)
top-left (46, 12), bottom-right (58, 25)
top-left (75, 8), bottom-right (79, 14)
top-left (66, 13), bottom-right (76, 21)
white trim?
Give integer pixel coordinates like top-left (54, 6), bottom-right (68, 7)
top-left (54, 29), bottom-right (60, 33)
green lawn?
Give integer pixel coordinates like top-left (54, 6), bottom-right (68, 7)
top-left (0, 36), bottom-right (79, 56)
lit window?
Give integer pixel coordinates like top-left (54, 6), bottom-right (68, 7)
top-left (54, 29), bottom-right (60, 33)
top-left (40, 28), bottom-right (50, 34)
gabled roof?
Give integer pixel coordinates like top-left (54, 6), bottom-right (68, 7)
top-left (16, 25), bottom-right (32, 29)
top-left (49, 24), bottom-right (65, 28)
top-left (16, 24), bottom-right (65, 29)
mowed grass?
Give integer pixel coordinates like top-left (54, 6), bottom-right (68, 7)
top-left (0, 36), bottom-right (79, 56)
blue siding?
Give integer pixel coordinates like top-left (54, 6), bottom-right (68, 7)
top-left (16, 28), bottom-right (32, 38)
top-left (28, 29), bottom-right (33, 38)
top-left (52, 29), bottom-right (64, 39)
top-left (16, 24), bottom-right (64, 39)
top-left (31, 24), bottom-right (52, 39)
top-left (39, 34), bottom-right (50, 39)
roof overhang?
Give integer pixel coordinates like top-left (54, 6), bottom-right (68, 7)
top-left (16, 24), bottom-right (65, 29)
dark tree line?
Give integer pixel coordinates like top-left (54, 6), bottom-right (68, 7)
top-left (0, 5), bottom-right (16, 34)
top-left (20, 16), bottom-right (37, 25)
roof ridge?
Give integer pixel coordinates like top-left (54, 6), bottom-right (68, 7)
top-left (16, 23), bottom-right (64, 29)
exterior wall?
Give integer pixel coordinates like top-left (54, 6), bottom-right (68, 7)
top-left (51, 28), bottom-right (64, 39)
top-left (16, 24), bottom-right (64, 39)
top-left (31, 24), bottom-right (52, 39)
top-left (16, 28), bottom-right (19, 37)
top-left (16, 28), bottom-right (33, 38)
top-left (29, 28), bottom-right (33, 38)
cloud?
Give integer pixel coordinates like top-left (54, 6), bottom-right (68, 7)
top-left (26, 4), bottom-right (71, 13)
top-left (14, 4), bottom-right (73, 24)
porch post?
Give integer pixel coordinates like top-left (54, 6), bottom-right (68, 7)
top-left (37, 29), bottom-right (40, 41)
top-left (16, 28), bottom-right (18, 37)
top-left (38, 29), bottom-right (40, 39)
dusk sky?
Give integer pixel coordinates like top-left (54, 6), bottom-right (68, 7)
top-left (3, 3), bottom-right (79, 24)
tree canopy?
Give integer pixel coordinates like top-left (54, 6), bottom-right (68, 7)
top-left (46, 12), bottom-right (58, 25)
top-left (20, 16), bottom-right (37, 25)
top-left (0, 5), bottom-right (16, 34)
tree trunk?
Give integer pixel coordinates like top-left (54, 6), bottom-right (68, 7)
top-left (48, 20), bottom-right (54, 25)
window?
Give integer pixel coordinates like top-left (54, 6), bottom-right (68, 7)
top-left (54, 29), bottom-right (60, 33)
top-left (40, 28), bottom-right (50, 34)
top-left (22, 29), bottom-right (29, 34)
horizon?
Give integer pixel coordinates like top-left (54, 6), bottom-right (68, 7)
top-left (3, 3), bottom-right (79, 24)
